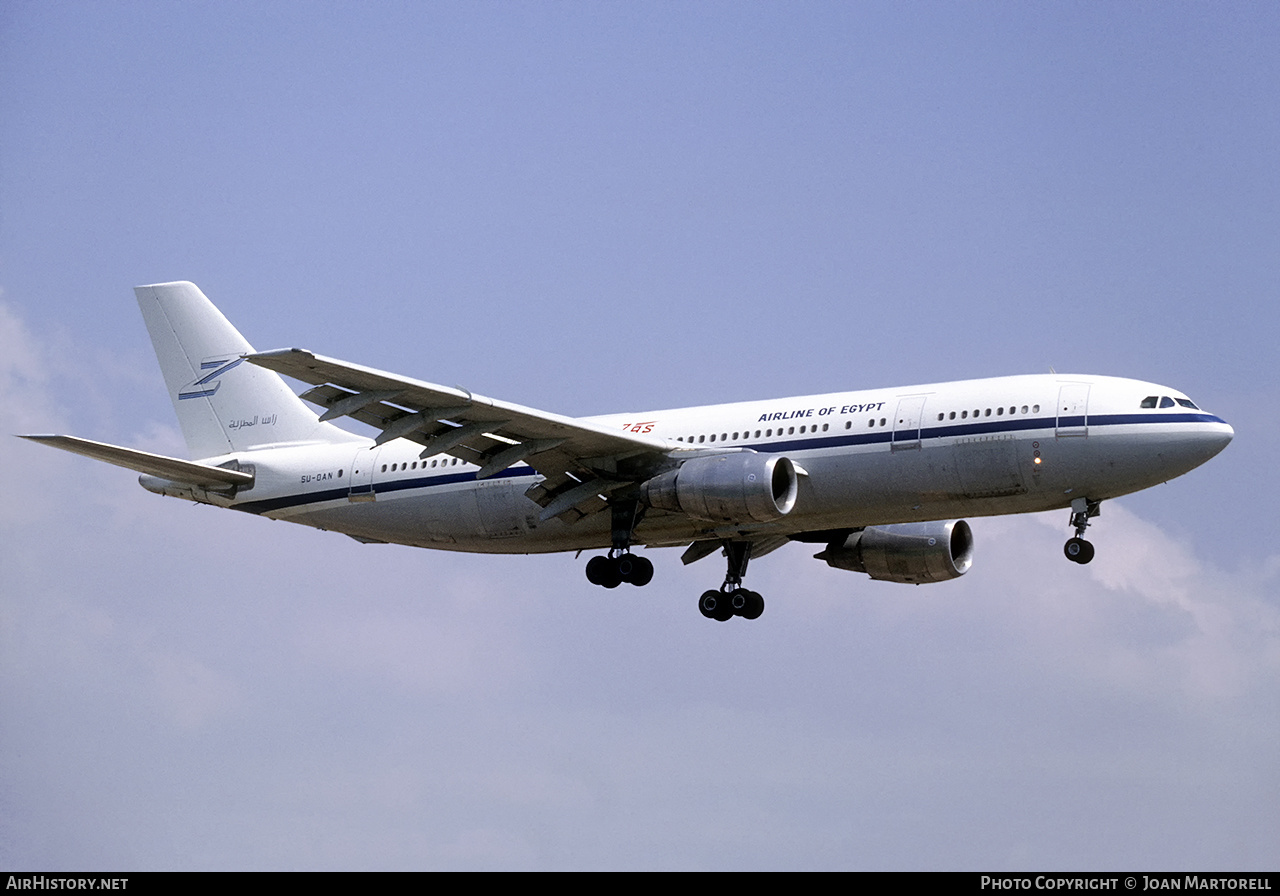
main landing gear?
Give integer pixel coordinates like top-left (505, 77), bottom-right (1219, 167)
top-left (1063, 497), bottom-right (1101, 564)
top-left (698, 541), bottom-right (765, 622)
top-left (585, 551), bottom-right (654, 588)
top-left (584, 499), bottom-right (654, 589)
top-left (582, 503), bottom-right (766, 621)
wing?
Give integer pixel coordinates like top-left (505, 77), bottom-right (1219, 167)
top-left (680, 534), bottom-right (791, 566)
top-left (245, 348), bottom-right (678, 522)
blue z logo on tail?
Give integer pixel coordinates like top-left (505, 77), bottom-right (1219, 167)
top-left (179, 356), bottom-right (244, 400)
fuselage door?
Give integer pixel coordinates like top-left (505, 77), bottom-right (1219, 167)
top-left (1055, 383), bottom-right (1091, 438)
top-left (891, 395), bottom-right (928, 451)
top-left (348, 445), bottom-right (381, 502)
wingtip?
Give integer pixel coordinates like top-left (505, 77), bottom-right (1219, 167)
top-left (243, 347), bottom-right (316, 367)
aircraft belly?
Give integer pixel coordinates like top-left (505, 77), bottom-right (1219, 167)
top-left (285, 481), bottom-right (480, 547)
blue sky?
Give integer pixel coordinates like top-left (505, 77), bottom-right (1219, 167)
top-left (2, 2), bottom-right (1277, 870)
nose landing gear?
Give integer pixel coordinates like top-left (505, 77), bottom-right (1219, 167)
top-left (1063, 498), bottom-right (1100, 564)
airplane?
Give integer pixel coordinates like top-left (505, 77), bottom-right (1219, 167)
top-left (21, 282), bottom-right (1233, 621)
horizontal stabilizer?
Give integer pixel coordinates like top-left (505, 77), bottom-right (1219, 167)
top-left (19, 435), bottom-right (252, 488)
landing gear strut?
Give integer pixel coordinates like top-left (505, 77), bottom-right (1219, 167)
top-left (1063, 497), bottom-right (1100, 564)
top-left (698, 540), bottom-right (765, 622)
top-left (584, 499), bottom-right (654, 589)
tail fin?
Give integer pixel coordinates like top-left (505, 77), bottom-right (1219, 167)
top-left (135, 281), bottom-right (358, 457)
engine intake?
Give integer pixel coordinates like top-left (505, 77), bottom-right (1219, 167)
top-left (642, 453), bottom-right (798, 523)
top-left (815, 520), bottom-right (974, 584)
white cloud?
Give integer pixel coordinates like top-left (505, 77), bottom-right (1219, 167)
top-left (0, 298), bottom-right (54, 433)
top-left (1018, 505), bottom-right (1280, 708)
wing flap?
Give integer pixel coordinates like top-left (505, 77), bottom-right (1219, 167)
top-left (680, 535), bottom-right (791, 565)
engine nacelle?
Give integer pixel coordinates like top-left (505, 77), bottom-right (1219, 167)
top-left (815, 520), bottom-right (974, 584)
top-left (642, 453), bottom-right (799, 523)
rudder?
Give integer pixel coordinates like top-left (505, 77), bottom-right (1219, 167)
top-left (135, 281), bottom-right (357, 457)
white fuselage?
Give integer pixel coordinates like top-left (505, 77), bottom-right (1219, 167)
top-left (181, 373), bottom-right (1232, 555)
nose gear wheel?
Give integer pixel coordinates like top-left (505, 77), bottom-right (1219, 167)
top-left (1063, 498), bottom-right (1101, 565)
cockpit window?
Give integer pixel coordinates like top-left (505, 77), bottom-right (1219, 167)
top-left (1176, 398), bottom-right (1200, 410)
top-left (1159, 396), bottom-right (1176, 408)
top-left (1140, 396), bottom-right (1158, 408)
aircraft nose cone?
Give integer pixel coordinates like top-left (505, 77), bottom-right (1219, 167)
top-left (1197, 418), bottom-right (1234, 461)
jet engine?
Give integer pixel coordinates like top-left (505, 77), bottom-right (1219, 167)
top-left (815, 520), bottom-right (974, 584)
top-left (642, 453), bottom-right (799, 523)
